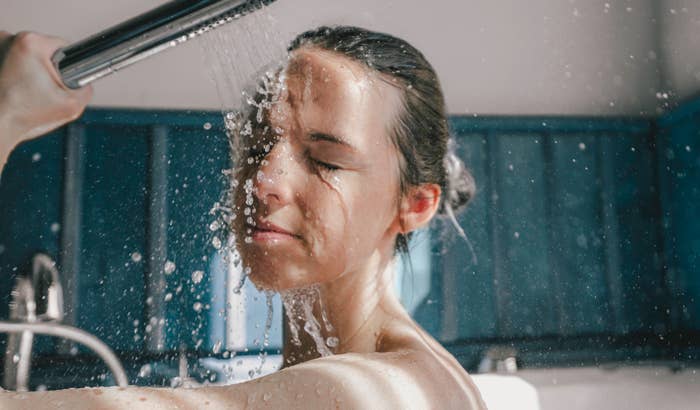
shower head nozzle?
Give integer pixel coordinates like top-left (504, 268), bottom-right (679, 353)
top-left (53, 0), bottom-right (279, 89)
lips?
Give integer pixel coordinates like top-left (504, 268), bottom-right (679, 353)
top-left (246, 219), bottom-right (300, 241)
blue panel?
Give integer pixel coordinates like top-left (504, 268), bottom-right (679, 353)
top-left (0, 130), bottom-right (65, 308)
top-left (494, 133), bottom-right (557, 337)
top-left (164, 126), bottom-right (231, 350)
top-left (431, 133), bottom-right (497, 341)
top-left (658, 113), bottom-right (700, 331)
top-left (78, 124), bottom-right (149, 351)
top-left (547, 133), bottom-right (610, 335)
top-left (601, 132), bottom-right (666, 334)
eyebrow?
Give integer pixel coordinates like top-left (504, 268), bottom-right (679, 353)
top-left (308, 132), bottom-right (358, 152)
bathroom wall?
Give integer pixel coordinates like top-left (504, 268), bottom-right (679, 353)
top-left (0, 0), bottom-right (688, 116)
top-left (657, 0), bottom-right (700, 105)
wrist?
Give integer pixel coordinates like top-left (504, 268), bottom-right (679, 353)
top-left (0, 98), bottom-right (26, 142)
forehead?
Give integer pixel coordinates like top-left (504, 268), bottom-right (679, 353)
top-left (283, 48), bottom-right (403, 146)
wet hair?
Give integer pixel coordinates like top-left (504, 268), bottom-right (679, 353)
top-left (288, 26), bottom-right (476, 253)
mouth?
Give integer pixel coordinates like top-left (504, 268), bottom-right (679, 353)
top-left (245, 219), bottom-right (300, 242)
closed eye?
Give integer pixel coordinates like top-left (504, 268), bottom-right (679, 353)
top-left (312, 158), bottom-right (340, 171)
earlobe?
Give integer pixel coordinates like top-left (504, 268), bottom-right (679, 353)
top-left (398, 184), bottom-right (441, 234)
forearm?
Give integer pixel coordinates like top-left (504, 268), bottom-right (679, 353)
top-left (0, 385), bottom-right (247, 410)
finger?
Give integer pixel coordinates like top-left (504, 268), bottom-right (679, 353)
top-left (71, 83), bottom-right (94, 107)
top-left (0, 30), bottom-right (14, 67)
top-left (0, 30), bottom-right (12, 42)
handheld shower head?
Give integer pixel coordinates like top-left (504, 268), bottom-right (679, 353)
top-left (52, 0), bottom-right (278, 89)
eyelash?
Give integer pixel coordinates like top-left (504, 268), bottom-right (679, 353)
top-left (244, 146), bottom-right (340, 172)
top-left (310, 157), bottom-right (340, 172)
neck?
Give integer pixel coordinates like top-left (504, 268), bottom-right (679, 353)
top-left (281, 249), bottom-right (402, 367)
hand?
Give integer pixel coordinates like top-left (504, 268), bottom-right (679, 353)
top-left (0, 31), bottom-right (93, 143)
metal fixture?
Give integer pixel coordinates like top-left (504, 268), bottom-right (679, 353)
top-left (1, 253), bottom-right (128, 390)
top-left (52, 0), bottom-right (278, 89)
top-left (478, 346), bottom-right (519, 374)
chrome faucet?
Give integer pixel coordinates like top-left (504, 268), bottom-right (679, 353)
top-left (1, 253), bottom-right (128, 390)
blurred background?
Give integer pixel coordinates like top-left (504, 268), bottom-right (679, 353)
top-left (0, 1), bottom-right (698, 409)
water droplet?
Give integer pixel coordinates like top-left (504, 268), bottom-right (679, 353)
top-left (31, 153), bottom-right (42, 162)
top-left (192, 270), bottom-right (204, 284)
top-left (578, 143), bottom-right (586, 151)
top-left (203, 122), bottom-right (212, 130)
top-left (193, 302), bottom-right (203, 313)
top-left (50, 222), bottom-right (61, 233)
top-left (138, 364), bottom-right (152, 378)
top-left (131, 252), bottom-right (142, 263)
top-left (164, 260), bottom-right (176, 275)
top-left (212, 340), bottom-right (222, 354)
top-left (212, 236), bottom-right (222, 249)
top-left (326, 337), bottom-right (339, 348)
top-left (209, 220), bottom-right (221, 231)
top-left (164, 293), bottom-right (173, 302)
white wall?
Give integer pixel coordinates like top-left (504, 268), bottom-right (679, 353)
top-left (658, 0), bottom-right (700, 105)
top-left (1, 0), bottom-right (696, 115)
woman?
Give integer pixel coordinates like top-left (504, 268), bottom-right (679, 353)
top-left (0, 26), bottom-right (486, 409)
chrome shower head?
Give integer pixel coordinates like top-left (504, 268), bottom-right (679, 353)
top-left (52, 0), bottom-right (278, 89)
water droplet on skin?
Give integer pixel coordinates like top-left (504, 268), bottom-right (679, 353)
top-left (12, 354), bottom-right (20, 363)
top-left (193, 302), bottom-right (203, 313)
top-left (326, 337), bottom-right (339, 348)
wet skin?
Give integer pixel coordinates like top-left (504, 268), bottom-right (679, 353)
top-left (0, 33), bottom-right (486, 408)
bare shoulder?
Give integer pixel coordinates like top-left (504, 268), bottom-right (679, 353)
top-left (243, 349), bottom-right (486, 409)
top-left (0, 350), bottom-right (485, 410)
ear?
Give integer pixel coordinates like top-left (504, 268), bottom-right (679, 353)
top-left (398, 183), bottom-right (441, 234)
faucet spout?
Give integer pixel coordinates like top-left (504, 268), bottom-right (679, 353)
top-left (0, 321), bottom-right (129, 388)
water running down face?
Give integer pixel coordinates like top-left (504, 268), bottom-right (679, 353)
top-left (233, 48), bottom-right (410, 291)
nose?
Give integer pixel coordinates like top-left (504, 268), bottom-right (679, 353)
top-left (253, 138), bottom-right (299, 208)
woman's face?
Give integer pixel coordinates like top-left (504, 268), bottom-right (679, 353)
top-left (233, 48), bottom-right (405, 291)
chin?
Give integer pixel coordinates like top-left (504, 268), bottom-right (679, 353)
top-left (245, 261), bottom-right (324, 293)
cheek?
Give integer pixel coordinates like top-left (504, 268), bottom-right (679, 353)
top-left (311, 174), bottom-right (397, 265)
top-left (302, 181), bottom-right (350, 264)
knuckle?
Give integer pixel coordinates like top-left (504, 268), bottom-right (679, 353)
top-left (13, 31), bottom-right (37, 52)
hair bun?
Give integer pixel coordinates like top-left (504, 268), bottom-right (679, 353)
top-left (441, 144), bottom-right (476, 215)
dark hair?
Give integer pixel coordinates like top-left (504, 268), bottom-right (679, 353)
top-left (288, 26), bottom-right (476, 252)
